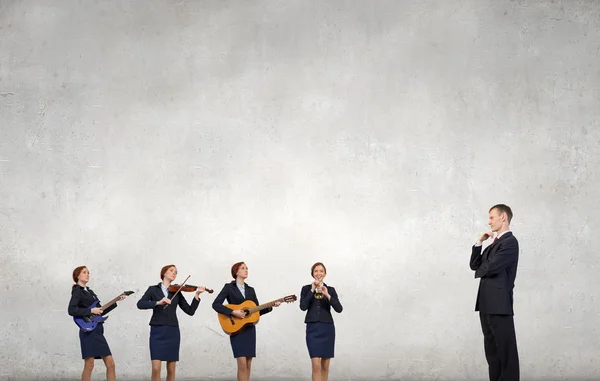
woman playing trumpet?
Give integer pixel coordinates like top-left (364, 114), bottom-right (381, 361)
top-left (299, 262), bottom-right (343, 381)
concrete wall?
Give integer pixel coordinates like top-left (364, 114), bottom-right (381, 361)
top-left (1, 0), bottom-right (599, 379)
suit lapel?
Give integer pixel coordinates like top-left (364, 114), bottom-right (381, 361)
top-left (492, 232), bottom-right (512, 247)
top-left (231, 281), bottom-right (245, 301)
top-left (156, 283), bottom-right (173, 299)
top-left (167, 286), bottom-right (177, 300)
top-left (245, 285), bottom-right (255, 301)
top-left (485, 232), bottom-right (513, 259)
top-left (159, 285), bottom-right (179, 308)
top-left (87, 288), bottom-right (98, 300)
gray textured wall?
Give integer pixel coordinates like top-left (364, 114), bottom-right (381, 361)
top-left (1, 0), bottom-right (599, 380)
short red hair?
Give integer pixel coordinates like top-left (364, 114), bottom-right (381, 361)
top-left (72, 266), bottom-right (87, 287)
top-left (231, 262), bottom-right (245, 279)
top-left (311, 262), bottom-right (326, 277)
top-left (161, 264), bottom-right (176, 280)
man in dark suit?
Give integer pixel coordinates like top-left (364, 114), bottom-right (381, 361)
top-left (470, 204), bottom-right (520, 381)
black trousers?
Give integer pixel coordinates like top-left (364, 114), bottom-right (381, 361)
top-left (479, 312), bottom-right (520, 381)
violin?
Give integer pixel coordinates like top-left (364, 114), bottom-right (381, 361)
top-left (168, 284), bottom-right (214, 294)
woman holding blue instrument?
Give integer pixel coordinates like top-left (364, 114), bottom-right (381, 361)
top-left (68, 265), bottom-right (127, 381)
top-left (300, 262), bottom-right (343, 381)
top-left (137, 264), bottom-right (206, 381)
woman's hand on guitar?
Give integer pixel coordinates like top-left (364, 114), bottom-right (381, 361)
top-left (118, 295), bottom-right (127, 301)
top-left (91, 307), bottom-right (103, 315)
top-left (156, 297), bottom-right (171, 306)
top-left (231, 310), bottom-right (246, 319)
top-left (274, 301), bottom-right (281, 307)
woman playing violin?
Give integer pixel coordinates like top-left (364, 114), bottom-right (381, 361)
top-left (212, 261), bottom-right (280, 381)
top-left (300, 262), bottom-right (343, 381)
top-left (136, 264), bottom-right (206, 381)
top-left (68, 265), bottom-right (128, 381)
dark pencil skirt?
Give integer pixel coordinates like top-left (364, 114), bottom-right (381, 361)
top-left (306, 322), bottom-right (335, 359)
top-left (150, 325), bottom-right (181, 361)
top-left (230, 324), bottom-right (256, 358)
top-left (79, 323), bottom-right (112, 359)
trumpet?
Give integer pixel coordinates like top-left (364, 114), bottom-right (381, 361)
top-left (313, 280), bottom-right (324, 299)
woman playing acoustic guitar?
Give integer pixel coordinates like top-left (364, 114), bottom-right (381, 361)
top-left (212, 261), bottom-right (281, 381)
top-left (68, 265), bottom-right (128, 381)
top-left (136, 264), bottom-right (207, 381)
top-left (300, 262), bottom-right (343, 381)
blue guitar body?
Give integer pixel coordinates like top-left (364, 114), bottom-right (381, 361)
top-left (73, 290), bottom-right (134, 331)
top-left (73, 300), bottom-right (109, 331)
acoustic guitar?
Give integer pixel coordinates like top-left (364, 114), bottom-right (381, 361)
top-left (217, 294), bottom-right (297, 335)
top-left (73, 290), bottom-right (134, 331)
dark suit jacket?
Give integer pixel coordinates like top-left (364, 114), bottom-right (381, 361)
top-left (68, 285), bottom-right (118, 317)
top-left (470, 231), bottom-right (519, 315)
top-left (300, 283), bottom-right (343, 324)
top-left (136, 283), bottom-right (200, 327)
top-left (212, 281), bottom-right (272, 317)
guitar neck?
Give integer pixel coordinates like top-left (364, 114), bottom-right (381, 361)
top-left (98, 294), bottom-right (122, 311)
top-left (248, 298), bottom-right (283, 314)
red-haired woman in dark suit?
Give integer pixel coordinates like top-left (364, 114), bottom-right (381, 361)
top-left (137, 264), bottom-right (206, 381)
top-left (300, 262), bottom-right (343, 381)
top-left (68, 265), bottom-right (128, 381)
top-left (212, 261), bottom-right (281, 381)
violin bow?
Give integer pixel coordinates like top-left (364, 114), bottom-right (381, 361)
top-left (162, 275), bottom-right (191, 309)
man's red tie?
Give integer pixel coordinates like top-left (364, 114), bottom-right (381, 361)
top-left (493, 237), bottom-right (499, 243)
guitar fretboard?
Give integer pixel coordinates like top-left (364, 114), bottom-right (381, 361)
top-left (247, 299), bottom-right (283, 314)
top-left (99, 295), bottom-right (122, 310)
top-left (94, 292), bottom-right (132, 313)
